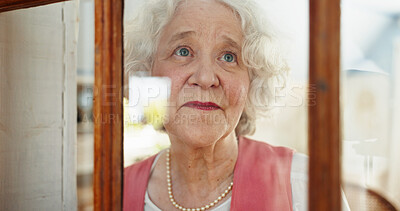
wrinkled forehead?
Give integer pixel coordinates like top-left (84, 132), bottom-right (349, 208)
top-left (174, 0), bottom-right (240, 22)
top-left (163, 0), bottom-right (243, 40)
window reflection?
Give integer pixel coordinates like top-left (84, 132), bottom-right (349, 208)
top-left (341, 0), bottom-right (400, 210)
top-left (76, 0), bottom-right (94, 210)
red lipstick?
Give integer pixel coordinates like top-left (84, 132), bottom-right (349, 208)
top-left (183, 101), bottom-right (221, 111)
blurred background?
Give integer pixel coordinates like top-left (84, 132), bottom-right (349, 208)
top-left (76, 0), bottom-right (94, 210)
top-left (75, 0), bottom-right (400, 210)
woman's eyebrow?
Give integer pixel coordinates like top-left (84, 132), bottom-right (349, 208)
top-left (168, 31), bottom-right (195, 44)
top-left (221, 35), bottom-right (241, 51)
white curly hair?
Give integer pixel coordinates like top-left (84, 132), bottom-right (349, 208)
top-left (124, 0), bottom-right (289, 136)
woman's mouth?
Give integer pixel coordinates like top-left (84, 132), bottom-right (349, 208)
top-left (183, 101), bottom-right (221, 111)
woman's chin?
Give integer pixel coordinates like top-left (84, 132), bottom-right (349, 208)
top-left (178, 134), bottom-right (223, 149)
top-left (165, 123), bottom-right (230, 149)
top-left (163, 110), bottom-right (233, 147)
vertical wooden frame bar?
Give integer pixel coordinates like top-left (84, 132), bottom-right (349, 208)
top-left (308, 0), bottom-right (341, 210)
top-left (94, 0), bottom-right (123, 210)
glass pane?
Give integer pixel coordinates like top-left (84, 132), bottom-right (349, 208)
top-left (76, 0), bottom-right (95, 210)
top-left (248, 0), bottom-right (309, 155)
top-left (123, 0), bottom-right (170, 168)
top-left (123, 0), bottom-right (309, 210)
top-left (341, 0), bottom-right (400, 210)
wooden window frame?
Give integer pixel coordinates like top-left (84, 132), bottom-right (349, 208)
top-left (0, 0), bottom-right (341, 210)
top-left (93, 0), bottom-right (124, 210)
top-left (308, 0), bottom-right (341, 210)
top-left (0, 0), bottom-right (124, 209)
top-left (95, 0), bottom-right (342, 210)
top-left (0, 0), bottom-right (68, 12)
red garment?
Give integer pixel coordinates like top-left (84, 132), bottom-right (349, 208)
top-left (124, 136), bottom-right (294, 211)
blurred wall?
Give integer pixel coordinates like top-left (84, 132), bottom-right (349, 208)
top-left (0, 2), bottom-right (78, 210)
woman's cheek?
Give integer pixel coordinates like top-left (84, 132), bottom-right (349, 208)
top-left (167, 83), bottom-right (180, 109)
top-left (225, 80), bottom-right (249, 107)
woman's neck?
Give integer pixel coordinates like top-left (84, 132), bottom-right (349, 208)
top-left (168, 132), bottom-right (238, 199)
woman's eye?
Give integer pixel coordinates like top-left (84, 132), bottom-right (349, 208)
top-left (174, 47), bottom-right (191, 57)
top-left (221, 53), bottom-right (236, 63)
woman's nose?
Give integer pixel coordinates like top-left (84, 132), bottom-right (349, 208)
top-left (187, 59), bottom-right (220, 89)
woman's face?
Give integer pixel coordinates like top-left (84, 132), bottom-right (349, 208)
top-left (152, 0), bottom-right (250, 147)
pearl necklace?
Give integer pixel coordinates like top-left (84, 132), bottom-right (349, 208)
top-left (166, 149), bottom-right (233, 211)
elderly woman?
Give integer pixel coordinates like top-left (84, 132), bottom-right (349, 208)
top-left (124, 0), bottom-right (348, 210)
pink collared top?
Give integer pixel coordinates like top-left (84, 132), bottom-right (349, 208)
top-left (123, 136), bottom-right (294, 211)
